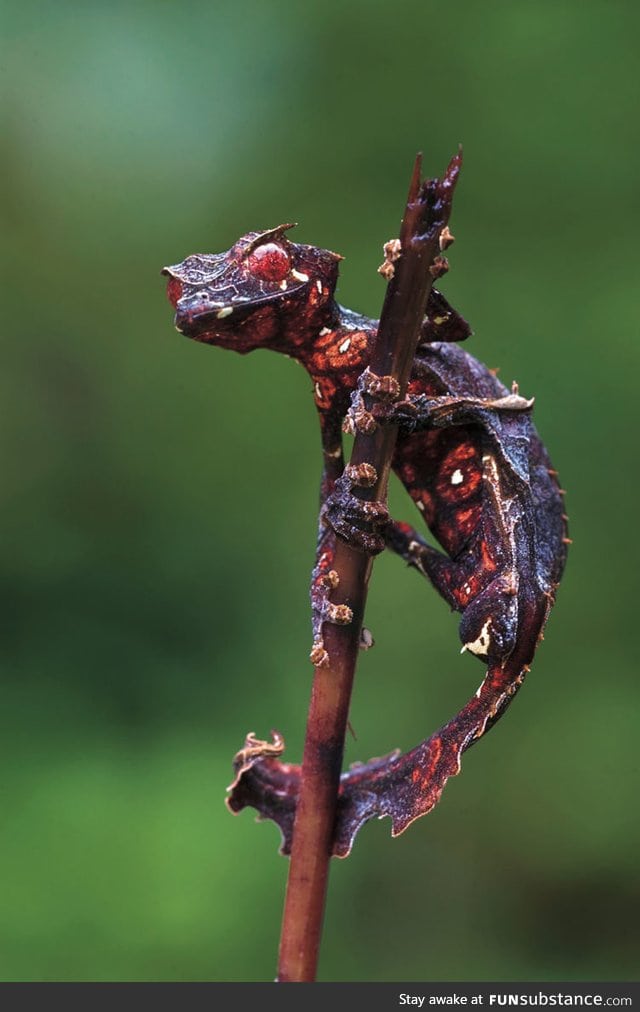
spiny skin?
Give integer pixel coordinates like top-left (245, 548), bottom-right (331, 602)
top-left (164, 226), bottom-right (568, 854)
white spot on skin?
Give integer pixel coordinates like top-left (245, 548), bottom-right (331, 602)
top-left (316, 280), bottom-right (323, 294)
top-left (319, 327), bottom-right (332, 337)
top-left (451, 468), bottom-right (464, 485)
top-left (291, 269), bottom-right (309, 282)
top-left (338, 338), bottom-right (351, 354)
top-left (315, 382), bottom-right (323, 400)
top-left (279, 280), bottom-right (288, 290)
top-left (216, 307), bottom-right (233, 319)
top-left (416, 500), bottom-right (425, 511)
top-left (461, 618), bottom-right (492, 657)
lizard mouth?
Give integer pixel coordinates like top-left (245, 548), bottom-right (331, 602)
top-left (174, 293), bottom-right (246, 334)
top-left (173, 284), bottom-right (306, 336)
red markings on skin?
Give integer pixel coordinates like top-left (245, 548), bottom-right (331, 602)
top-left (423, 736), bottom-right (441, 780)
top-left (330, 331), bottom-right (369, 370)
top-left (395, 521), bottom-right (414, 537)
top-left (436, 442), bottom-right (482, 504)
top-left (445, 441), bottom-right (476, 464)
top-left (394, 431), bottom-right (485, 555)
top-left (317, 549), bottom-right (335, 574)
top-left (452, 574), bottom-right (481, 608)
top-left (406, 378), bottom-right (442, 398)
top-left (166, 277), bottom-right (183, 308)
top-left (488, 668), bottom-right (507, 691)
top-left (480, 539), bottom-right (497, 573)
top-left (312, 547), bottom-right (337, 598)
top-left (307, 330), bottom-right (371, 418)
top-left (313, 376), bottom-right (338, 409)
top-left (454, 505), bottom-right (480, 538)
top-left (311, 329), bottom-right (369, 374)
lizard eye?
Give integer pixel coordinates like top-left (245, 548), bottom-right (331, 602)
top-left (246, 243), bottom-right (291, 282)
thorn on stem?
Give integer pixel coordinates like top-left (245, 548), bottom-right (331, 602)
top-left (345, 462), bottom-right (378, 488)
top-left (378, 238), bottom-right (402, 280)
top-left (362, 369), bottom-right (401, 402)
top-left (324, 602), bottom-right (354, 626)
top-left (428, 255), bottom-right (449, 279)
top-left (439, 226), bottom-right (455, 250)
top-left (320, 569), bottom-right (340, 590)
top-left (309, 639), bottom-right (329, 667)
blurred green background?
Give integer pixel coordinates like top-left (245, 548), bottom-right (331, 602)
top-left (1, 0), bottom-right (638, 983)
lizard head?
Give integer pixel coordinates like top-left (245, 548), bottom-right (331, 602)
top-left (162, 225), bottom-right (342, 355)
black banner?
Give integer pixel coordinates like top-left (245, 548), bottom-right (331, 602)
top-left (0, 981), bottom-right (638, 1012)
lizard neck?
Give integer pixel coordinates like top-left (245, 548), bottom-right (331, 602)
top-left (265, 294), bottom-right (341, 362)
top-left (293, 303), bottom-right (377, 421)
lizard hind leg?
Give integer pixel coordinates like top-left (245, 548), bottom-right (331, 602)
top-left (385, 520), bottom-right (467, 612)
top-left (387, 520), bottom-right (522, 672)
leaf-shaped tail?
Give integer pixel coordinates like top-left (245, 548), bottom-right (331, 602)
top-left (226, 661), bottom-right (527, 858)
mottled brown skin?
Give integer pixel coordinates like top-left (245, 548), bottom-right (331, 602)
top-left (164, 226), bottom-right (568, 854)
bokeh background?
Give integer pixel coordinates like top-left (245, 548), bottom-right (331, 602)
top-left (2, 0), bottom-right (638, 983)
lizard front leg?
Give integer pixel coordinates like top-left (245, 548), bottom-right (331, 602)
top-left (321, 370), bottom-right (400, 559)
top-left (370, 386), bottom-right (534, 432)
top-left (316, 462), bottom-right (392, 666)
top-left (348, 368), bottom-right (535, 486)
top-left (309, 524), bottom-right (353, 668)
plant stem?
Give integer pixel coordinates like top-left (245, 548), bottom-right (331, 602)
top-left (276, 152), bottom-right (461, 983)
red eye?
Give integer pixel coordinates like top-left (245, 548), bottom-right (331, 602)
top-left (247, 243), bottom-right (291, 282)
top-left (166, 277), bottom-right (183, 308)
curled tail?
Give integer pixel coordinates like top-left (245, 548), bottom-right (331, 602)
top-left (227, 659), bottom-right (529, 858)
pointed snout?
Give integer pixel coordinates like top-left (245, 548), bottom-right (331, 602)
top-left (174, 292), bottom-right (235, 335)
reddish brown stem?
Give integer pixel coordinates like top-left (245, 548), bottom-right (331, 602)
top-left (276, 152), bottom-right (462, 983)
